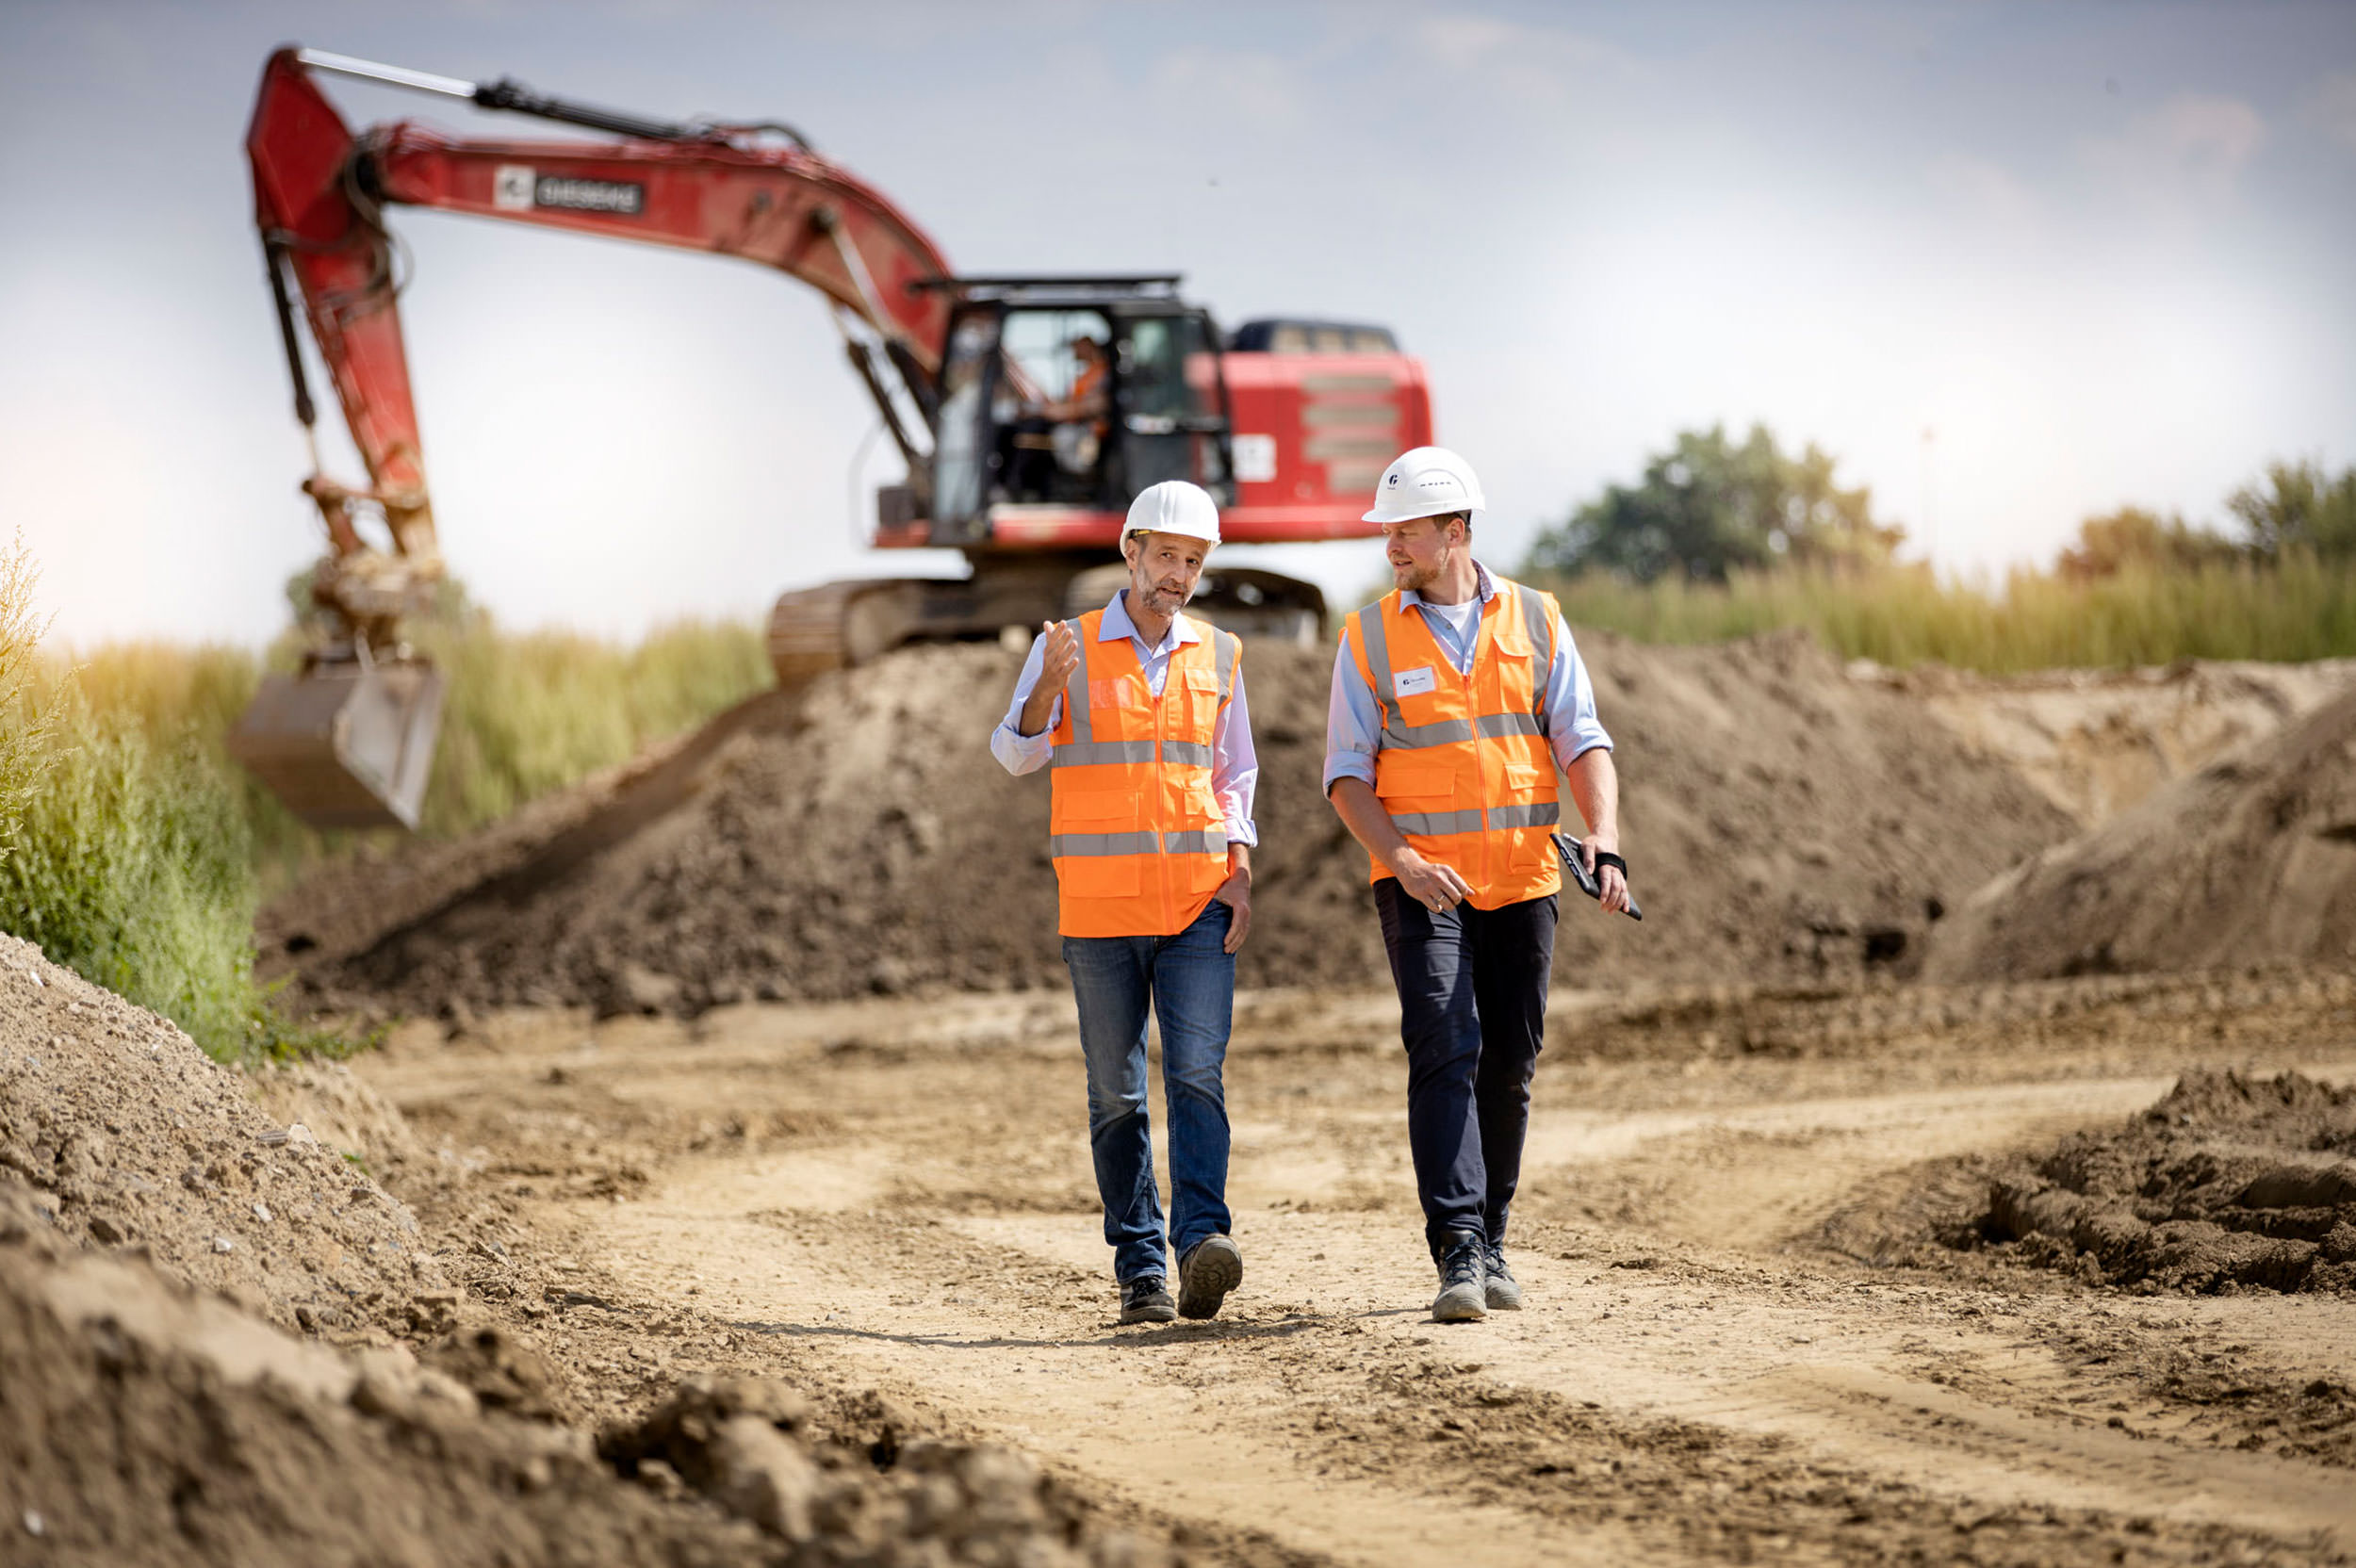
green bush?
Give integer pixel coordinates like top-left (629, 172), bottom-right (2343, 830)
top-left (0, 690), bottom-right (336, 1063)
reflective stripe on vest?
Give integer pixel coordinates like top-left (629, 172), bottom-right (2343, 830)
top-left (1045, 609), bottom-right (1236, 937)
top-left (1349, 575), bottom-right (1564, 909)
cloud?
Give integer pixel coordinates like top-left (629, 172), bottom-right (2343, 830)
top-left (1147, 46), bottom-right (1306, 131)
top-left (1404, 11), bottom-right (1636, 105)
top-left (2083, 92), bottom-right (2266, 205)
top-left (2304, 69), bottom-right (2356, 155)
top-left (1929, 154), bottom-right (2037, 228)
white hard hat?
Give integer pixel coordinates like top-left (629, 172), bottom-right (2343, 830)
top-left (1124, 480), bottom-right (1221, 547)
top-left (1363, 446), bottom-right (1485, 524)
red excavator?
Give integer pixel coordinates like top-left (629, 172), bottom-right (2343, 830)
top-left (232, 47), bottom-right (1432, 829)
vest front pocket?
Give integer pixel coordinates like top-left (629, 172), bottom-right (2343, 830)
top-left (1167, 664), bottom-right (1216, 732)
top-left (1057, 787), bottom-right (1137, 825)
top-left (1057, 855), bottom-right (1143, 899)
top-left (1374, 757), bottom-right (1460, 814)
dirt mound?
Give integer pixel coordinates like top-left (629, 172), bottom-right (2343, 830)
top-left (279, 629), bottom-right (2077, 1019)
top-left (0, 932), bottom-right (1195, 1564)
top-left (1925, 681), bottom-right (2356, 982)
top-left (1840, 1070), bottom-right (2356, 1295)
top-left (1863, 657), bottom-right (2356, 829)
top-left (0, 933), bottom-right (444, 1335)
top-left (0, 1229), bottom-right (1168, 1567)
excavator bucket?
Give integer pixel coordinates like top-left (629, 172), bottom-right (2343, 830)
top-left (228, 660), bottom-right (446, 831)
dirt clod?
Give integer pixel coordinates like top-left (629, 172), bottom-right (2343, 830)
top-left (1942, 1070), bottom-right (2356, 1293)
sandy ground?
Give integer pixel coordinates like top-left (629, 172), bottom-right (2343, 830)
top-left (346, 969), bottom-right (2356, 1565)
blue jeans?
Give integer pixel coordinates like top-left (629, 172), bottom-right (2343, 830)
top-left (1061, 898), bottom-right (1236, 1283)
top-left (1373, 880), bottom-right (1557, 1262)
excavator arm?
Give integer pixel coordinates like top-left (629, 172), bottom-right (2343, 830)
top-left (235, 46), bottom-right (957, 829)
top-left (247, 45), bottom-right (953, 638)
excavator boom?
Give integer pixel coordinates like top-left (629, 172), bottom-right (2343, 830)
top-left (237, 46), bottom-right (957, 828)
top-left (235, 47), bottom-right (1432, 831)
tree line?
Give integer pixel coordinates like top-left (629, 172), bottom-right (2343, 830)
top-left (1522, 423), bottom-right (2356, 584)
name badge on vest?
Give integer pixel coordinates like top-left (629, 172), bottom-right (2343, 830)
top-left (1395, 666), bottom-right (1437, 697)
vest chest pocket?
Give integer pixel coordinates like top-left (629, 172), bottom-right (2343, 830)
top-left (1374, 756), bottom-right (1459, 813)
top-left (1057, 786), bottom-right (1136, 825)
top-left (1499, 760), bottom-right (1545, 797)
top-left (1173, 664), bottom-right (1220, 733)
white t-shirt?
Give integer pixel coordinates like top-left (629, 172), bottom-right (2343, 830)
top-left (1421, 597), bottom-right (1479, 636)
top-left (1417, 596), bottom-right (1481, 673)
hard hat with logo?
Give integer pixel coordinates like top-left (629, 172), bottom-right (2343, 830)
top-left (1124, 480), bottom-right (1221, 547)
top-left (1363, 446), bottom-right (1486, 524)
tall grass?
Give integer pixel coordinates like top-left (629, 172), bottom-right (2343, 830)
top-left (65, 615), bottom-right (771, 888)
top-left (0, 549), bottom-right (337, 1064)
top-left (1534, 550), bottom-right (2356, 672)
top-left (7, 582), bottom-right (767, 1060)
top-left (0, 688), bottom-right (339, 1063)
top-left (411, 616), bottom-right (770, 835)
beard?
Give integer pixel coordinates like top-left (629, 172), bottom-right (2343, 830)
top-left (1136, 578), bottom-right (1191, 615)
top-left (1390, 558), bottom-right (1436, 594)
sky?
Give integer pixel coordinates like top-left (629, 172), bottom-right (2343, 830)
top-left (1, 0), bottom-right (2351, 648)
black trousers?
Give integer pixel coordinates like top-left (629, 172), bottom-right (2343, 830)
top-left (1374, 879), bottom-right (1557, 1262)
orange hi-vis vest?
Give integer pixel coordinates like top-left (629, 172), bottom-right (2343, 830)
top-left (1048, 610), bottom-right (1240, 938)
top-left (1345, 576), bottom-right (1564, 909)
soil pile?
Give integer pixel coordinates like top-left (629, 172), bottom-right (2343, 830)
top-left (284, 629), bottom-right (2077, 1019)
top-left (1842, 1070), bottom-right (2356, 1295)
top-left (0, 925), bottom-right (1194, 1564)
top-left (0, 933), bottom-right (444, 1335)
top-left (1924, 681), bottom-right (2356, 982)
top-left (0, 1229), bottom-right (1168, 1567)
top-left (1866, 657), bottom-right (2356, 828)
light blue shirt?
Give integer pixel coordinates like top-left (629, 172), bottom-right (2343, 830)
top-left (991, 592), bottom-right (1260, 847)
top-left (1322, 562), bottom-right (1612, 792)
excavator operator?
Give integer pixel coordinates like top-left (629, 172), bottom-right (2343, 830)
top-left (1008, 335), bottom-right (1111, 503)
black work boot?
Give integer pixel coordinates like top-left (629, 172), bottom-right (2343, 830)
top-left (1431, 1230), bottom-right (1488, 1323)
top-left (1120, 1276), bottom-right (1177, 1325)
top-left (1177, 1234), bottom-right (1243, 1320)
top-left (1483, 1239), bottom-right (1522, 1310)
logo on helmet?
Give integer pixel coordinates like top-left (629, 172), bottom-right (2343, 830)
top-left (1386, 473), bottom-right (1400, 486)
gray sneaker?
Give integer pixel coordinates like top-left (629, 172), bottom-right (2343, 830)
top-left (1482, 1240), bottom-right (1522, 1310)
top-left (1432, 1231), bottom-right (1488, 1323)
top-left (1177, 1234), bottom-right (1243, 1320)
top-left (1120, 1276), bottom-right (1176, 1324)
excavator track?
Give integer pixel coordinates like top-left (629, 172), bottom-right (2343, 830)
top-left (764, 581), bottom-right (876, 686)
top-left (764, 564), bottom-right (1081, 686)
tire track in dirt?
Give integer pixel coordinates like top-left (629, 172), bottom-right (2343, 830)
top-left (349, 982), bottom-right (2356, 1564)
top-left (533, 1071), bottom-right (2356, 1564)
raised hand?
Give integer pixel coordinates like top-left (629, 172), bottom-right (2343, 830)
top-left (1038, 619), bottom-right (1082, 689)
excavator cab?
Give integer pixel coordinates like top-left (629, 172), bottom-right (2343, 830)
top-left (923, 278), bottom-right (1234, 547)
